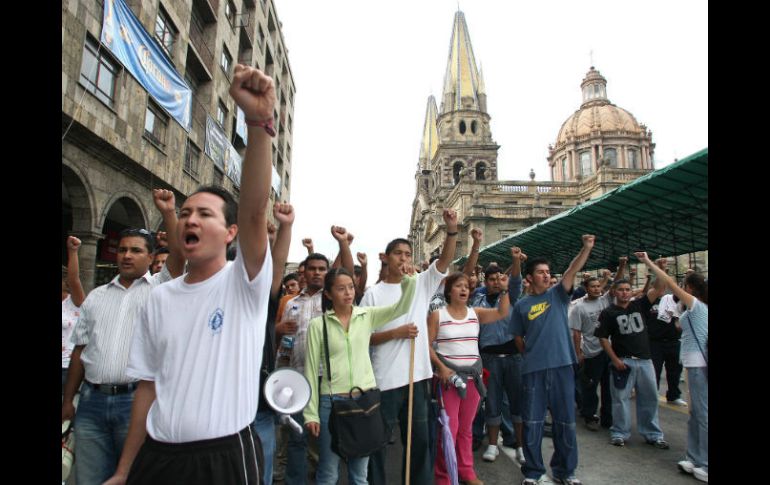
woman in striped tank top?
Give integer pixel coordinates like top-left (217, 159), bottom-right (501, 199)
top-left (429, 271), bottom-right (512, 485)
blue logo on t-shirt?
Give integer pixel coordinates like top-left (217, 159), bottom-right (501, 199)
top-left (209, 308), bottom-right (224, 335)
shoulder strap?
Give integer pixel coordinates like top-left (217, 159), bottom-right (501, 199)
top-left (684, 311), bottom-right (708, 364)
top-left (322, 312), bottom-right (333, 396)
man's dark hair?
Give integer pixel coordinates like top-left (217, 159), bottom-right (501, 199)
top-left (385, 238), bottom-right (412, 255)
top-left (524, 257), bottom-right (551, 277)
top-left (483, 264), bottom-right (502, 281)
top-left (429, 255), bottom-right (440, 264)
top-left (154, 247), bottom-right (170, 256)
top-left (584, 276), bottom-right (600, 287)
top-left (282, 273), bottom-right (298, 284)
top-left (191, 185), bottom-right (238, 226)
top-left (119, 228), bottom-right (155, 253)
top-left (354, 265), bottom-right (362, 275)
top-left (611, 278), bottom-right (631, 288)
top-left (226, 245), bottom-right (237, 261)
top-left (684, 272), bottom-right (708, 305)
top-left (304, 253), bottom-right (330, 269)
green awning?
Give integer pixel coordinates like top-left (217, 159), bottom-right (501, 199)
top-left (455, 148), bottom-right (708, 273)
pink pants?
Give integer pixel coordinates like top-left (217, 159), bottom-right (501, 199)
top-left (435, 379), bottom-right (481, 484)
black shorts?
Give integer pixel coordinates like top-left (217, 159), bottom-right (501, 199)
top-left (127, 425), bottom-right (263, 485)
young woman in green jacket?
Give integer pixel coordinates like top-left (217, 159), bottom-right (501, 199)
top-left (303, 266), bottom-right (416, 485)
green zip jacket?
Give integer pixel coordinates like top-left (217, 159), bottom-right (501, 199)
top-left (303, 274), bottom-right (416, 424)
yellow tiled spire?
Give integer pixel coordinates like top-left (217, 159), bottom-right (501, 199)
top-left (419, 96), bottom-right (439, 162)
top-left (441, 11), bottom-right (482, 113)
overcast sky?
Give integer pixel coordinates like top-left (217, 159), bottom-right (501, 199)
top-left (272, 0), bottom-right (708, 284)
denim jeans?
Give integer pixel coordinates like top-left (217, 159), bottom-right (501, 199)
top-left (481, 353), bottom-right (523, 426)
top-left (650, 340), bottom-right (683, 401)
top-left (368, 379), bottom-right (432, 485)
top-left (609, 358), bottom-right (664, 441)
top-left (686, 367), bottom-right (708, 471)
top-left (252, 409), bottom-right (277, 485)
top-left (74, 382), bottom-right (134, 485)
top-left (578, 352), bottom-right (612, 427)
top-left (285, 410), bottom-right (308, 484)
top-left (520, 365), bottom-right (578, 481)
top-left (317, 395), bottom-right (369, 485)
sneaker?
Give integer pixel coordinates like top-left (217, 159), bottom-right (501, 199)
top-left (516, 447), bottom-right (526, 465)
top-left (482, 444), bottom-right (499, 462)
top-left (677, 460), bottom-right (695, 474)
top-left (610, 437), bottom-right (625, 447)
top-left (668, 398), bottom-right (688, 406)
top-left (584, 418), bottom-right (599, 431)
top-left (553, 478), bottom-right (583, 485)
top-left (646, 438), bottom-right (670, 449)
top-left (693, 467), bottom-right (708, 483)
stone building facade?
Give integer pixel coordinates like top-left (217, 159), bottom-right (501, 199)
top-left (62, 0), bottom-right (295, 291)
top-left (409, 11), bottom-right (659, 264)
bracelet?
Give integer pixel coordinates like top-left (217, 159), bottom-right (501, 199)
top-left (499, 290), bottom-right (509, 295)
top-left (244, 117), bottom-right (277, 137)
top-left (446, 231), bottom-right (459, 236)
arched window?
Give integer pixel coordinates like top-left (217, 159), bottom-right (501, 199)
top-left (471, 120), bottom-right (478, 134)
top-left (580, 151), bottom-right (592, 176)
top-left (475, 163), bottom-right (487, 181)
top-left (628, 149), bottom-right (639, 169)
top-left (459, 120), bottom-right (466, 135)
top-left (604, 148), bottom-right (617, 167)
top-left (452, 161), bottom-right (464, 184)
top-left (561, 157), bottom-right (568, 180)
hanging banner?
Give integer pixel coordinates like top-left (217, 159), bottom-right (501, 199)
top-left (226, 145), bottom-right (242, 188)
top-left (101, 0), bottom-right (192, 131)
top-left (204, 115), bottom-right (228, 171)
top-left (235, 107), bottom-right (248, 143)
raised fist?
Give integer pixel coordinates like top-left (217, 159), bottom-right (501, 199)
top-left (582, 234), bottom-right (596, 249)
top-left (302, 238), bottom-right (313, 249)
top-left (273, 202), bottom-right (295, 225)
top-left (634, 251), bottom-right (650, 263)
top-left (356, 252), bottom-right (367, 266)
top-left (152, 189), bottom-right (176, 213)
top-left (155, 231), bottom-right (168, 248)
top-left (67, 236), bottom-right (81, 252)
top-left (471, 228), bottom-right (483, 244)
top-left (331, 226), bottom-right (348, 243)
top-left (347, 232), bottom-right (355, 244)
top-left (229, 65), bottom-right (276, 123)
top-left (442, 208), bottom-right (458, 228)
top-left (618, 256), bottom-right (628, 265)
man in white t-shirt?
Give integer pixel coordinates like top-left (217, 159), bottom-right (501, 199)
top-left (363, 209), bottom-right (458, 485)
top-left (105, 65), bottom-right (276, 485)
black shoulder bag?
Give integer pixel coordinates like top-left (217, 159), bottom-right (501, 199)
top-left (684, 312), bottom-right (707, 381)
top-left (322, 313), bottom-right (388, 460)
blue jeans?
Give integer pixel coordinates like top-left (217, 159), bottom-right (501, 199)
top-left (285, 410), bottom-right (308, 484)
top-left (74, 382), bottom-right (134, 485)
top-left (252, 409), bottom-right (277, 485)
top-left (520, 365), bottom-right (578, 481)
top-left (686, 367), bottom-right (708, 471)
top-left (609, 358), bottom-right (664, 441)
top-left (368, 379), bottom-right (432, 485)
top-left (317, 395), bottom-right (369, 485)
top-left (578, 352), bottom-right (612, 427)
top-left (481, 353), bottom-right (523, 426)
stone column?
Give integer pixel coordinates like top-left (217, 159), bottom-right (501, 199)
top-left (69, 231), bottom-right (104, 294)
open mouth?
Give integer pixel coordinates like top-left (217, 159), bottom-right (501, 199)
top-left (184, 233), bottom-right (200, 247)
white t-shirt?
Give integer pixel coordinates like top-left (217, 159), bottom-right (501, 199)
top-left (62, 295), bottom-right (80, 368)
top-left (127, 240), bottom-right (272, 443)
top-left (360, 261), bottom-right (446, 391)
top-left (656, 293), bottom-right (682, 323)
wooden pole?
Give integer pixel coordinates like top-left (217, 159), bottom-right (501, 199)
top-left (405, 337), bottom-right (415, 485)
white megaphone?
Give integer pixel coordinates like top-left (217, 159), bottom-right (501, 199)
top-left (264, 368), bottom-right (311, 436)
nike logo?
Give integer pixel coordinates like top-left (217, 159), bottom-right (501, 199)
top-left (528, 302), bottom-right (550, 320)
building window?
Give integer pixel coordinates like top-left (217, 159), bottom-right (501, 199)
top-left (452, 161), bottom-right (464, 185)
top-left (217, 100), bottom-right (228, 127)
top-left (604, 148), bottom-right (617, 167)
top-left (154, 5), bottom-right (177, 58)
top-left (580, 151), bottom-right (592, 176)
top-left (225, 0), bottom-right (237, 28)
top-left (561, 157), bottom-right (568, 180)
top-left (144, 100), bottom-right (169, 147)
top-left (471, 120), bottom-right (478, 134)
top-left (476, 163), bottom-right (487, 181)
top-left (213, 167), bottom-right (224, 186)
top-left (221, 46), bottom-right (232, 74)
top-left (184, 139), bottom-right (201, 178)
top-left (79, 35), bottom-right (119, 107)
top-left (459, 120), bottom-right (467, 135)
top-left (628, 148), bottom-right (639, 168)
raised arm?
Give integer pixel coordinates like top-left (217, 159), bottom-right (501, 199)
top-left (330, 227), bottom-right (355, 275)
top-left (356, 252), bottom-right (368, 298)
top-left (462, 228), bottom-right (483, 277)
top-left (66, 236), bottom-right (86, 307)
top-left (270, 203), bottom-right (294, 299)
top-left (635, 252), bottom-right (694, 309)
top-left (435, 209), bottom-right (459, 274)
top-left (561, 234), bottom-right (596, 293)
top-left (615, 256), bottom-right (628, 281)
top-left (229, 65), bottom-right (275, 280)
top-left (152, 189), bottom-right (184, 278)
top-left (368, 274), bottom-right (417, 329)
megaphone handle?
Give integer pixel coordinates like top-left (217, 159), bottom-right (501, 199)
top-left (279, 414), bottom-right (304, 436)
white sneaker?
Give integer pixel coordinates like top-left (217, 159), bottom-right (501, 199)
top-left (669, 398), bottom-right (688, 406)
top-left (482, 444), bottom-right (499, 462)
top-left (677, 460), bottom-right (695, 474)
top-left (516, 447), bottom-right (526, 465)
top-left (693, 467), bottom-right (708, 483)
